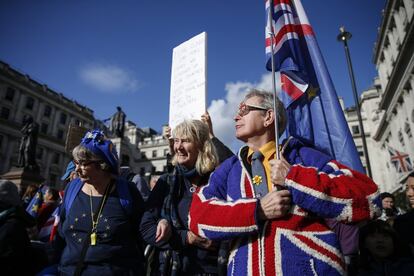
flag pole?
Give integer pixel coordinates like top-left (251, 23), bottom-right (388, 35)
top-left (267, 0), bottom-right (281, 160)
top-left (337, 27), bottom-right (372, 178)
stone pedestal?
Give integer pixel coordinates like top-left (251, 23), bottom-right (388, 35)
top-left (111, 137), bottom-right (130, 166)
top-left (1, 167), bottom-right (44, 195)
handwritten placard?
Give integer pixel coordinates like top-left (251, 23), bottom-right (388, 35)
top-left (169, 32), bottom-right (207, 131)
top-left (65, 124), bottom-right (88, 153)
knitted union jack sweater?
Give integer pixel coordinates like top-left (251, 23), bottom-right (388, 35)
top-left (189, 137), bottom-right (380, 276)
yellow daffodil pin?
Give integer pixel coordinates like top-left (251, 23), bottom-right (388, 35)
top-left (252, 175), bottom-right (262, 185)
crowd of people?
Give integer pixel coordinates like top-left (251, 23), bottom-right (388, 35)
top-left (1, 88), bottom-right (414, 275)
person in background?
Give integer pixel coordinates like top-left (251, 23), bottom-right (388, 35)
top-left (378, 192), bottom-right (404, 225)
top-left (394, 171), bottom-right (414, 255)
top-left (357, 220), bottom-right (413, 275)
top-left (188, 89), bottom-right (380, 276)
top-left (22, 183), bottom-right (39, 208)
top-left (120, 166), bottom-right (151, 202)
top-left (140, 120), bottom-right (225, 275)
top-left (0, 180), bottom-right (38, 275)
top-left (149, 171), bottom-right (163, 191)
top-left (51, 130), bottom-right (145, 275)
top-left (37, 187), bottom-right (60, 230)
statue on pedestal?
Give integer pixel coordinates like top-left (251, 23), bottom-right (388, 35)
top-left (110, 106), bottom-right (126, 139)
top-left (18, 115), bottom-right (39, 171)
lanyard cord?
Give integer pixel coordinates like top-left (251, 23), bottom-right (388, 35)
top-left (89, 181), bottom-right (112, 233)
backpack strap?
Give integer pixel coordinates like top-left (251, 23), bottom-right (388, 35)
top-left (116, 176), bottom-right (134, 216)
top-left (63, 177), bottom-right (135, 216)
top-left (63, 178), bottom-right (83, 214)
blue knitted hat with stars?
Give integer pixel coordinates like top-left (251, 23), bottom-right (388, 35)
top-left (80, 129), bottom-right (119, 175)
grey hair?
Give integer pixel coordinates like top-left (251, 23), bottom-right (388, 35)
top-left (244, 88), bottom-right (288, 135)
top-left (72, 145), bottom-right (111, 172)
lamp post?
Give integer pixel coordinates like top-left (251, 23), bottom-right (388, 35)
top-left (337, 26), bottom-right (372, 178)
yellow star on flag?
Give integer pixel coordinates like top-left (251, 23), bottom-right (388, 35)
top-left (307, 85), bottom-right (319, 101)
top-left (31, 204), bottom-right (39, 213)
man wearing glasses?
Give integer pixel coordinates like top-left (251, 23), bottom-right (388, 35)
top-left (189, 89), bottom-right (380, 276)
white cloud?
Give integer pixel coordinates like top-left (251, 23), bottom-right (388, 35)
top-left (208, 73), bottom-right (273, 152)
top-left (80, 63), bottom-right (140, 94)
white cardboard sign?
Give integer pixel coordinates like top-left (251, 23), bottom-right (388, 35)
top-left (169, 32), bottom-right (207, 132)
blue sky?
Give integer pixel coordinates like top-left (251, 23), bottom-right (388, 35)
top-left (0, 0), bottom-right (385, 148)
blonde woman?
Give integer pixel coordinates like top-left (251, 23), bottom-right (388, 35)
top-left (140, 120), bottom-right (223, 276)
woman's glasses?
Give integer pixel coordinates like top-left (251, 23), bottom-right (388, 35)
top-left (73, 160), bottom-right (98, 167)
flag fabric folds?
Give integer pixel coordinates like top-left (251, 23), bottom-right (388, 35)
top-left (265, 0), bottom-right (364, 172)
top-left (38, 206), bottom-right (60, 242)
top-left (26, 185), bottom-right (46, 217)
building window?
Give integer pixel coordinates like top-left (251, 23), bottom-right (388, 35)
top-left (5, 87), bottom-right (15, 101)
top-left (352, 125), bottom-right (360, 135)
top-left (41, 123), bottom-right (48, 134)
top-left (405, 122), bottom-right (412, 138)
top-left (25, 97), bottom-right (34, 110)
top-left (53, 153), bottom-right (60, 164)
top-left (36, 147), bottom-right (44, 160)
top-left (43, 105), bottom-right (52, 117)
top-left (398, 130), bottom-right (405, 147)
top-left (141, 152), bottom-right (146, 159)
top-left (152, 150), bottom-right (157, 158)
top-left (57, 129), bottom-right (64, 140)
top-left (0, 135), bottom-right (3, 149)
top-left (357, 146), bottom-right (364, 157)
top-left (60, 113), bottom-right (67, 125)
top-left (0, 107), bottom-right (10, 120)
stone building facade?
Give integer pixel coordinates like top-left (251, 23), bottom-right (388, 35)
top-left (135, 126), bottom-right (171, 177)
top-left (342, 0), bottom-right (413, 195)
top-left (0, 61), bottom-right (95, 187)
top-left (372, 0), bottom-right (414, 193)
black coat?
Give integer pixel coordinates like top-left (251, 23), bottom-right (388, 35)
top-left (0, 206), bottom-right (39, 275)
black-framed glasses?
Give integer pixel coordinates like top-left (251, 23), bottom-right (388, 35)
top-left (73, 160), bottom-right (98, 167)
top-left (236, 102), bottom-right (269, 117)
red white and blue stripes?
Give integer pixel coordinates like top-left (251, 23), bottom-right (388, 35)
top-left (189, 138), bottom-right (380, 275)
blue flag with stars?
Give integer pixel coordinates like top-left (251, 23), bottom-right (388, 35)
top-left (26, 185), bottom-right (46, 217)
top-left (265, 0), bottom-right (363, 172)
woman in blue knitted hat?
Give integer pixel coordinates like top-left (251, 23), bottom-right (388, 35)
top-left (51, 130), bottom-right (145, 275)
top-left (140, 120), bottom-right (228, 276)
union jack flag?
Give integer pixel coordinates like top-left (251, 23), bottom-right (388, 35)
top-left (264, 0), bottom-right (364, 173)
top-left (38, 206), bottom-right (60, 242)
top-left (265, 0), bottom-right (310, 107)
top-left (38, 190), bottom-right (63, 242)
top-left (388, 146), bottom-right (413, 173)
